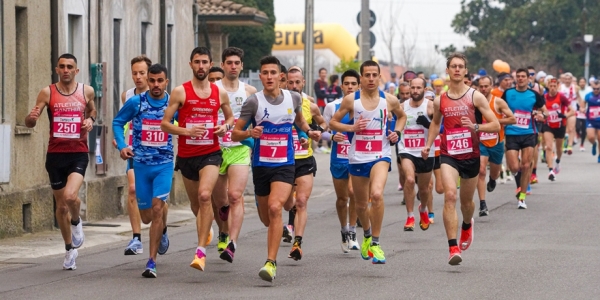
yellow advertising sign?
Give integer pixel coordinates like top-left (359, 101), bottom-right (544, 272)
top-left (273, 23), bottom-right (360, 60)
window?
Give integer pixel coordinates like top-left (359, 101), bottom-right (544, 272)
top-left (113, 19), bottom-right (121, 117)
top-left (67, 14), bottom-right (83, 62)
top-left (141, 22), bottom-right (150, 55)
top-left (15, 7), bottom-right (28, 126)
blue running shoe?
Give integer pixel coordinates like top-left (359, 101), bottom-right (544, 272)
top-left (125, 237), bottom-right (143, 255)
top-left (598, 155), bottom-right (600, 163)
top-left (526, 184), bottom-right (532, 195)
top-left (142, 258), bottom-right (157, 278)
top-left (593, 142), bottom-right (597, 156)
top-left (158, 232), bottom-right (169, 255)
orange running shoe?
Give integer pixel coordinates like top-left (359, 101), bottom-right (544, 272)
top-left (418, 205), bottom-right (430, 231)
top-left (288, 240), bottom-right (303, 261)
top-left (448, 246), bottom-right (462, 265)
top-left (403, 216), bottom-right (415, 231)
top-left (530, 173), bottom-right (538, 184)
top-left (459, 218), bottom-right (474, 251)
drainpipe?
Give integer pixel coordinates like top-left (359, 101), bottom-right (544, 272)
top-left (1, 1), bottom-right (5, 123)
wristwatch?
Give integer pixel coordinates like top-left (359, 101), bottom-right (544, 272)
top-left (89, 116), bottom-right (96, 123)
top-left (394, 130), bottom-right (402, 138)
top-left (474, 124), bottom-right (479, 132)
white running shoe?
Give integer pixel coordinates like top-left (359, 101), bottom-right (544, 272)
top-left (63, 248), bottom-right (78, 270)
top-left (347, 232), bottom-right (360, 250)
top-left (518, 200), bottom-right (527, 209)
top-left (71, 218), bottom-right (85, 248)
top-left (340, 231), bottom-right (349, 253)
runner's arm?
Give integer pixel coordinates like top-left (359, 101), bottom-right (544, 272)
top-left (218, 87), bottom-right (235, 131)
top-left (329, 94), bottom-right (355, 132)
top-left (473, 90), bottom-right (500, 133)
top-left (494, 98), bottom-right (516, 125)
top-left (232, 94), bottom-right (257, 142)
top-left (160, 85), bottom-right (189, 136)
top-left (425, 96), bottom-right (442, 149)
top-left (112, 97), bottom-right (140, 151)
top-left (83, 85), bottom-right (97, 132)
top-left (310, 102), bottom-right (327, 130)
top-left (25, 87), bottom-right (50, 128)
top-left (388, 94), bottom-right (406, 133)
top-left (561, 95), bottom-right (575, 118)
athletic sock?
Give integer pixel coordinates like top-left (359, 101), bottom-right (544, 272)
top-left (532, 168), bottom-right (537, 175)
top-left (341, 225), bottom-right (348, 233)
top-left (66, 243), bottom-right (73, 251)
top-left (515, 171), bottom-right (522, 189)
top-left (70, 217), bottom-right (80, 226)
top-left (448, 239), bottom-right (458, 247)
top-left (407, 212), bottom-right (415, 218)
top-left (349, 225), bottom-right (356, 233)
top-left (133, 233), bottom-right (141, 241)
top-left (549, 168), bottom-right (553, 172)
top-left (371, 236), bottom-right (380, 245)
top-left (294, 236), bottom-right (302, 244)
top-left (419, 205), bottom-right (427, 213)
top-left (556, 159), bottom-right (560, 164)
top-left (196, 246), bottom-right (206, 255)
top-left (364, 227), bottom-right (372, 238)
top-left (462, 221), bottom-right (472, 231)
top-left (288, 206), bottom-right (296, 226)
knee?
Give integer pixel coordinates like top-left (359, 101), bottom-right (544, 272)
top-left (478, 166), bottom-right (487, 179)
top-left (295, 196), bottom-right (308, 210)
top-left (198, 191), bottom-right (212, 203)
top-left (268, 202), bottom-right (282, 218)
top-left (151, 204), bottom-right (163, 219)
top-left (404, 176), bottom-right (416, 187)
top-left (444, 190), bottom-right (457, 204)
top-left (336, 197), bottom-right (347, 207)
top-left (227, 190), bottom-right (243, 205)
top-left (56, 204), bottom-right (69, 216)
top-left (370, 190), bottom-right (384, 202)
top-left (519, 161), bottom-right (530, 170)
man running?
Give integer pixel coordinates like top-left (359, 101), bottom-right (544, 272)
top-left (542, 78), bottom-right (572, 180)
top-left (208, 66), bottom-right (224, 83)
top-left (160, 47), bottom-right (234, 271)
top-left (283, 66), bottom-right (326, 261)
top-left (212, 47), bottom-right (257, 262)
top-left (399, 77), bottom-right (434, 232)
top-left (330, 60), bottom-right (407, 264)
top-left (231, 55), bottom-right (317, 282)
top-left (422, 53), bottom-right (500, 265)
top-left (491, 72), bottom-right (512, 98)
top-left (113, 64), bottom-right (173, 278)
top-left (476, 76), bottom-right (515, 216)
top-left (323, 69), bottom-right (361, 252)
top-left (396, 82), bottom-right (411, 192)
top-left (583, 79), bottom-right (600, 162)
top-left (560, 72), bottom-right (581, 154)
top-left (25, 53), bottom-right (95, 270)
top-left (502, 68), bottom-right (548, 209)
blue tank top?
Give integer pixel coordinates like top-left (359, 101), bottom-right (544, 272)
top-left (585, 92), bottom-right (600, 121)
top-left (330, 102), bottom-right (352, 164)
top-left (131, 92), bottom-right (174, 165)
top-left (503, 88), bottom-right (540, 135)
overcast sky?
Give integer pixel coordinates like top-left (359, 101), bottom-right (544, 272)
top-left (273, 0), bottom-right (472, 73)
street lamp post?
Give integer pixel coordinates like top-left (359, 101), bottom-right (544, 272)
top-left (584, 34), bottom-right (593, 81)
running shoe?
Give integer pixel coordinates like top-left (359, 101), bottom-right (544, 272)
top-left (459, 218), bottom-right (474, 251)
top-left (340, 231), bottom-right (349, 253)
top-left (63, 248), bottom-right (78, 270)
top-left (158, 232), bottom-right (169, 255)
top-left (448, 246), bottom-right (462, 266)
top-left (282, 225), bottom-right (294, 243)
top-left (348, 232), bottom-right (360, 250)
top-left (530, 173), bottom-right (538, 184)
top-left (403, 216), bottom-right (415, 231)
top-left (567, 146), bottom-right (573, 155)
top-left (217, 232), bottom-right (230, 254)
top-left (593, 142), bottom-right (597, 156)
top-left (526, 184), bottom-right (532, 195)
top-left (71, 217), bottom-right (85, 249)
top-left (207, 226), bottom-right (214, 245)
top-left (142, 258), bottom-right (157, 278)
top-left (487, 178), bottom-right (497, 192)
top-left (288, 240), bottom-right (303, 261)
top-left (219, 241), bottom-right (235, 263)
top-left (418, 205), bottom-right (430, 231)
top-left (259, 261), bottom-right (277, 282)
top-left (124, 237), bottom-right (143, 255)
top-left (598, 155), bottom-right (600, 163)
top-left (190, 248), bottom-right (206, 271)
top-left (397, 183), bottom-right (403, 191)
top-left (361, 236), bottom-right (373, 260)
top-left (548, 170), bottom-right (556, 181)
top-left (580, 146), bottom-right (586, 152)
top-left (554, 162), bottom-right (561, 174)
top-left (370, 244), bottom-right (386, 264)
top-left (218, 205), bottom-right (230, 222)
top-left (479, 201), bottom-right (489, 217)
top-left (518, 200), bottom-right (527, 209)
top-left (428, 212), bottom-right (435, 224)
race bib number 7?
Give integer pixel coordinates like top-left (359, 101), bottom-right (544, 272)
top-left (259, 134), bottom-right (288, 163)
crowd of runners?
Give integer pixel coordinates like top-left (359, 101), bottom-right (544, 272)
top-left (25, 46), bottom-right (600, 283)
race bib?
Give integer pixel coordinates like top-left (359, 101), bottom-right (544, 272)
top-left (479, 131), bottom-right (498, 141)
top-left (446, 128), bottom-right (473, 155)
top-left (548, 109), bottom-right (560, 123)
top-left (403, 129), bottom-right (425, 150)
top-left (141, 119), bottom-right (168, 147)
top-left (513, 110), bottom-right (531, 129)
top-left (127, 122), bottom-right (133, 147)
top-left (336, 134), bottom-right (351, 159)
top-left (186, 117), bottom-right (214, 145)
top-left (52, 112), bottom-right (81, 139)
top-left (355, 129), bottom-right (383, 156)
top-left (221, 119), bottom-right (240, 147)
top-left (259, 134), bottom-right (288, 163)
top-left (434, 135), bottom-right (441, 152)
top-left (590, 107), bottom-right (600, 119)
top-left (292, 129), bottom-right (308, 155)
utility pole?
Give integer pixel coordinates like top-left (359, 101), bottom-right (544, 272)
top-left (360, 0), bottom-right (371, 62)
top-left (582, 0), bottom-right (591, 80)
top-left (304, 0), bottom-right (314, 97)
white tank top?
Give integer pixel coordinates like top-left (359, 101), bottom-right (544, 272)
top-left (349, 91), bottom-right (391, 164)
top-left (215, 80), bottom-right (247, 147)
top-left (124, 87), bottom-right (138, 148)
top-left (125, 87), bottom-right (137, 102)
top-left (399, 100), bottom-right (430, 157)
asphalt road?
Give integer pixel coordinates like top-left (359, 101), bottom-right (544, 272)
top-left (1, 148), bottom-right (599, 300)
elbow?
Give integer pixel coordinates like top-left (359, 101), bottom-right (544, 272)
top-left (160, 121), bottom-right (169, 132)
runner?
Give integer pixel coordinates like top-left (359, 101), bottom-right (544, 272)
top-left (25, 53), bottom-right (96, 270)
top-left (528, 67), bottom-right (542, 185)
top-left (208, 66), bottom-right (224, 83)
top-left (577, 77), bottom-right (592, 151)
top-left (583, 79), bottom-right (600, 163)
top-left (283, 66), bottom-right (326, 261)
top-left (231, 55), bottom-right (317, 282)
top-left (212, 47), bottom-right (257, 262)
top-left (422, 53), bottom-right (500, 265)
top-left (330, 60), bottom-right (407, 264)
top-left (559, 72), bottom-right (581, 154)
top-left (541, 78), bottom-right (572, 180)
top-left (160, 46), bottom-right (234, 272)
top-left (396, 82), bottom-right (411, 192)
top-left (476, 75), bottom-right (515, 216)
top-left (113, 64), bottom-right (173, 278)
top-left (315, 67), bottom-right (328, 111)
top-left (118, 55), bottom-right (152, 256)
top-left (399, 77), bottom-right (434, 232)
top-left (491, 72), bottom-right (512, 98)
top-left (279, 64), bottom-right (288, 89)
top-left (502, 68), bottom-right (548, 209)
top-left (323, 69), bottom-right (361, 252)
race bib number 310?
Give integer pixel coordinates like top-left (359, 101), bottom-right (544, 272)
top-left (141, 119), bottom-right (168, 147)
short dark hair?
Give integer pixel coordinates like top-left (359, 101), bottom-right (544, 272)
top-left (446, 52), bottom-right (468, 69)
top-left (410, 77), bottom-right (426, 88)
top-left (341, 69), bottom-right (360, 84)
top-left (209, 66), bottom-right (224, 74)
top-left (479, 75), bottom-right (494, 85)
top-left (360, 60), bottom-right (380, 75)
top-left (148, 64), bottom-right (168, 77)
top-left (58, 53), bottom-right (77, 64)
top-left (471, 78), bottom-right (480, 87)
top-left (464, 74), bottom-right (471, 79)
top-left (416, 71), bottom-right (424, 76)
top-left (515, 68), bottom-right (528, 76)
top-left (130, 55), bottom-right (152, 69)
top-left (527, 66), bottom-right (535, 70)
top-left (259, 56), bottom-right (281, 71)
top-left (221, 47), bottom-right (244, 63)
top-left (280, 64), bottom-right (287, 74)
top-left (318, 67), bottom-right (327, 73)
top-left (190, 46), bottom-right (212, 62)
top-left (329, 74), bottom-right (339, 84)
top-left (398, 82), bottom-right (410, 88)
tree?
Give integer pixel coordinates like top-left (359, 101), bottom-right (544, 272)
top-left (377, 2), bottom-right (402, 71)
top-left (334, 57), bottom-right (361, 74)
top-left (223, 0), bottom-right (275, 71)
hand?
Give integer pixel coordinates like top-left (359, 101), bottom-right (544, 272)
top-left (353, 115), bottom-right (369, 132)
top-left (534, 112), bottom-right (545, 122)
top-left (421, 146), bottom-right (430, 160)
top-left (119, 148), bottom-right (134, 160)
top-left (187, 124), bottom-right (206, 137)
top-left (28, 106), bottom-right (41, 121)
top-left (308, 130), bottom-right (321, 142)
top-left (213, 124), bottom-right (227, 137)
top-left (112, 139), bottom-right (117, 149)
top-left (249, 126), bottom-right (263, 138)
top-left (332, 132), bottom-right (346, 143)
top-left (299, 137), bottom-right (309, 149)
top-left (387, 129), bottom-right (399, 144)
top-left (580, 107), bottom-right (586, 114)
top-left (460, 117), bottom-right (474, 129)
top-left (557, 112), bottom-right (566, 119)
top-left (416, 115), bottom-right (431, 129)
top-left (82, 118), bottom-right (94, 132)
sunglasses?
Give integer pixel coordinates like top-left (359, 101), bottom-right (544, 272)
top-left (593, 88), bottom-right (600, 91)
top-left (529, 72), bottom-right (535, 76)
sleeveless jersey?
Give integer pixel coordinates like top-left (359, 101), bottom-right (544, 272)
top-left (215, 80), bottom-right (246, 148)
top-left (47, 83), bottom-right (88, 153)
top-left (252, 90), bottom-right (296, 167)
top-left (177, 81), bottom-right (221, 157)
top-left (124, 87), bottom-right (138, 148)
top-left (585, 92), bottom-right (600, 122)
top-left (399, 100), bottom-right (430, 157)
top-left (560, 84), bottom-right (577, 107)
top-left (439, 88), bottom-right (481, 160)
top-left (544, 93), bottom-right (568, 129)
top-left (294, 98), bottom-right (313, 159)
top-left (131, 92), bottom-right (173, 165)
top-left (480, 96), bottom-right (504, 147)
top-left (503, 88), bottom-right (539, 136)
top-left (329, 99), bottom-right (352, 164)
top-left (348, 90), bottom-right (391, 164)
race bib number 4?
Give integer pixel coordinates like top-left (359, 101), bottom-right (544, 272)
top-left (446, 128), bottom-right (473, 155)
top-left (141, 119), bottom-right (168, 147)
top-left (514, 110), bottom-right (531, 129)
top-left (403, 129), bottom-right (425, 150)
top-left (355, 129), bottom-right (383, 156)
top-left (336, 134), bottom-right (351, 159)
top-left (590, 107), bottom-right (600, 119)
top-left (52, 112), bottom-right (81, 139)
top-left (259, 134), bottom-right (288, 163)
top-left (186, 117), bottom-right (214, 145)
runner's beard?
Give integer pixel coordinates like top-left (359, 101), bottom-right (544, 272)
top-left (195, 71), bottom-right (208, 81)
